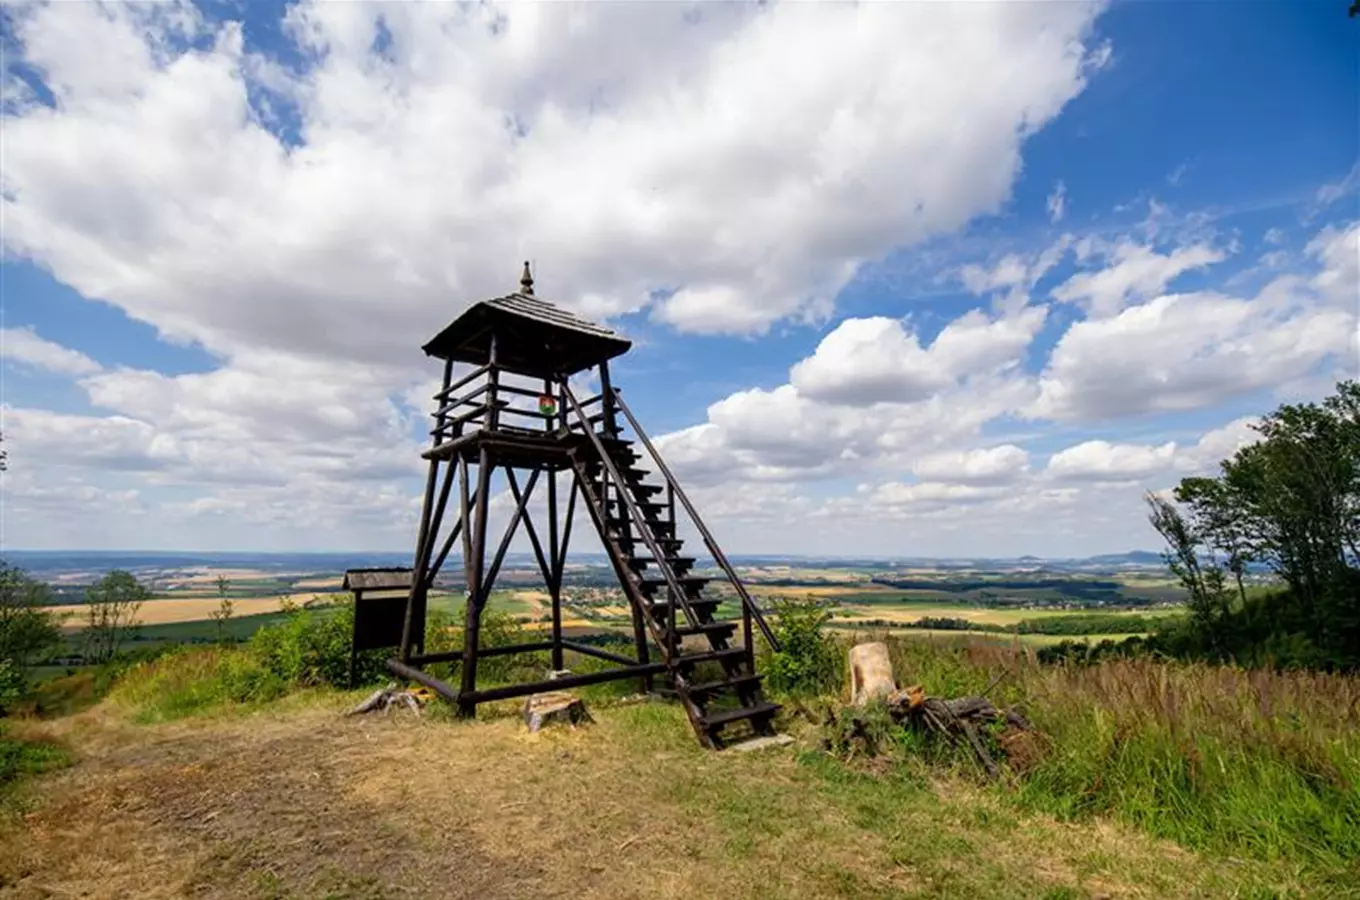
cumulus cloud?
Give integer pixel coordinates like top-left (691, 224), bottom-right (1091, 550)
top-left (911, 445), bottom-right (1030, 484)
top-left (788, 307), bottom-right (1046, 406)
top-left (2, 0), bottom-right (1109, 357)
top-left (1050, 239), bottom-right (1227, 317)
top-left (1033, 222), bottom-right (1358, 422)
top-left (1046, 439), bottom-right (1177, 481)
top-left (1, 327), bottom-right (102, 376)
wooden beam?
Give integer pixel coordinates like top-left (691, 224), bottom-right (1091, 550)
top-left (547, 439), bottom-right (562, 670)
top-left (506, 468), bottom-right (553, 593)
top-left (459, 447), bottom-right (494, 714)
top-left (461, 661), bottom-right (668, 704)
top-left (408, 640), bottom-right (556, 666)
top-left (386, 658), bottom-right (459, 703)
top-left (480, 466), bottom-right (541, 596)
top-left (561, 640), bottom-right (642, 668)
top-left (400, 457), bottom-right (440, 662)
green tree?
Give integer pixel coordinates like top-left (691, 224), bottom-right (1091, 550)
top-left (82, 570), bottom-right (149, 664)
top-left (764, 595), bottom-right (841, 697)
top-left (0, 562), bottom-right (62, 673)
top-left (1147, 381), bottom-right (1360, 667)
top-left (209, 574), bottom-right (234, 643)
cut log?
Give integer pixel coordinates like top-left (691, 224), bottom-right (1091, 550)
top-left (522, 691), bottom-right (593, 732)
top-left (848, 642), bottom-right (897, 705)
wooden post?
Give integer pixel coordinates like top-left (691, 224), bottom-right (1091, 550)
top-left (486, 334), bottom-right (501, 431)
top-left (552, 479), bottom-right (578, 671)
top-left (401, 459), bottom-right (440, 663)
top-left (547, 462), bottom-right (562, 670)
top-left (456, 456), bottom-right (477, 716)
top-left (458, 448), bottom-right (494, 717)
top-left (631, 592), bottom-right (653, 694)
top-left (598, 361), bottom-right (616, 435)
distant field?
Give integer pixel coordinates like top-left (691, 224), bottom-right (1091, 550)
top-left (832, 603), bottom-right (1183, 627)
top-left (50, 593), bottom-right (334, 629)
top-left (829, 626), bottom-right (1154, 647)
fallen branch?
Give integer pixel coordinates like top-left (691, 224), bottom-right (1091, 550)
top-left (345, 682), bottom-right (427, 717)
top-left (824, 683), bottom-right (1035, 780)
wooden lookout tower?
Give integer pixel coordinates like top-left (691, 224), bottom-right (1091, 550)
top-left (388, 263), bottom-right (782, 748)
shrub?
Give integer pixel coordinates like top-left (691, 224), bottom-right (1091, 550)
top-left (248, 601), bottom-right (386, 688)
top-left (0, 724), bottom-right (71, 798)
top-left (763, 596), bottom-right (842, 698)
top-left (0, 659), bottom-right (22, 716)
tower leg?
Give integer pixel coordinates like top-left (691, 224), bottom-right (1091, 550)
top-left (400, 458), bottom-right (440, 662)
top-left (458, 449), bottom-right (494, 717)
top-left (547, 468), bottom-right (563, 671)
top-left (630, 601), bottom-right (653, 694)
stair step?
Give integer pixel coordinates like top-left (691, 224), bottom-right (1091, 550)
top-left (607, 499), bottom-right (667, 514)
top-left (582, 473), bottom-right (650, 486)
top-left (674, 621), bottom-right (738, 640)
top-left (650, 595), bottom-right (721, 618)
top-left (626, 555), bottom-right (696, 573)
top-left (673, 647), bottom-right (747, 668)
top-left (638, 575), bottom-right (709, 593)
top-left (606, 517), bottom-right (676, 535)
top-left (683, 673), bottom-right (764, 699)
top-left (700, 702), bottom-right (781, 731)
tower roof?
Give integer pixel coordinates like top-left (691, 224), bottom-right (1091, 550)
top-left (422, 264), bottom-right (632, 377)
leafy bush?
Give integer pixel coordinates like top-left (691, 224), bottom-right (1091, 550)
top-left (763, 596), bottom-right (842, 698)
top-left (0, 724), bottom-right (71, 798)
top-left (109, 647), bottom-right (291, 722)
top-left (0, 561), bottom-right (62, 673)
top-left (0, 660), bottom-right (23, 716)
top-left (247, 600), bottom-right (391, 688)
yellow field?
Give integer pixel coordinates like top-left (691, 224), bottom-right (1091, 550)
top-left (834, 604), bottom-right (1182, 627)
top-left (293, 576), bottom-right (342, 590)
top-left (51, 593), bottom-right (331, 629)
top-left (829, 626), bottom-right (1153, 646)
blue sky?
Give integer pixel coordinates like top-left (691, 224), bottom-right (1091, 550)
top-left (1, 0), bottom-right (1356, 557)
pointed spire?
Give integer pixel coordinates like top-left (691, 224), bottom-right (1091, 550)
top-left (520, 260), bottom-right (534, 296)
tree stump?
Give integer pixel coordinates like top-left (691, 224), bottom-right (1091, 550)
top-left (522, 691), bottom-right (593, 732)
top-left (848, 642), bottom-right (897, 705)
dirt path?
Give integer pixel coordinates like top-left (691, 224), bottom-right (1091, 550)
top-left (2, 710), bottom-right (537, 899)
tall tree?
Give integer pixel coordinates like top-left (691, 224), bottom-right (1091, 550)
top-left (82, 570), bottom-right (149, 664)
top-left (0, 561), bottom-right (62, 672)
top-left (1148, 381), bottom-right (1360, 666)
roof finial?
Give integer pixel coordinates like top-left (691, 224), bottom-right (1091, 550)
top-left (520, 260), bottom-right (534, 296)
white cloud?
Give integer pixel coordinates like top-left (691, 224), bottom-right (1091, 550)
top-left (1316, 161), bottom-right (1360, 208)
top-left (1046, 439), bottom-right (1177, 481)
top-left (2, 0), bottom-right (1109, 355)
top-left (1050, 239), bottom-right (1227, 317)
top-left (1263, 227), bottom-right (1286, 246)
top-left (1306, 222), bottom-right (1359, 309)
top-left (788, 306), bottom-right (1046, 406)
top-left (912, 445), bottom-right (1030, 484)
top-left (1034, 221), bottom-right (1357, 422)
top-left (1, 328), bottom-right (102, 376)
top-left (1047, 180), bottom-right (1067, 223)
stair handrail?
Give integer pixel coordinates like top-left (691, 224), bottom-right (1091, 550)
top-left (560, 384), bottom-right (701, 631)
top-left (610, 388), bottom-right (781, 653)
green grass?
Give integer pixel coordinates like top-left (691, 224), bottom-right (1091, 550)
top-left (0, 725), bottom-right (73, 808)
top-left (818, 634), bottom-right (1360, 892)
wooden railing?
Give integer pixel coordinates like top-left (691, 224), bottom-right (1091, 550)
top-left (609, 388), bottom-right (781, 653)
top-left (430, 365), bottom-right (607, 444)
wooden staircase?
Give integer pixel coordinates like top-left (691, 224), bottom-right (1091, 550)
top-left (564, 409), bottom-right (780, 749)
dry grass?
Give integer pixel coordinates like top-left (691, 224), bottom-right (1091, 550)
top-left (49, 593), bottom-right (330, 629)
top-left (0, 691), bottom-right (1326, 900)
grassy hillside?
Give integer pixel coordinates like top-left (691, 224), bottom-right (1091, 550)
top-left (3, 630), bottom-right (1355, 899)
